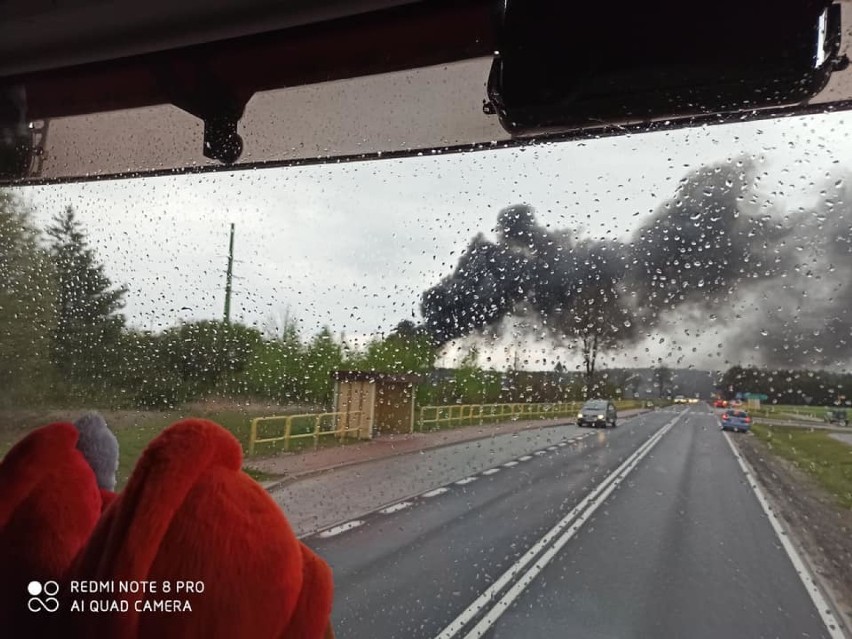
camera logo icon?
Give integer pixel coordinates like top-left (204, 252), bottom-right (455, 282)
top-left (27, 580), bottom-right (59, 612)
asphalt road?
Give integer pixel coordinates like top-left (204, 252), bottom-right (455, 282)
top-left (272, 420), bottom-right (617, 536)
top-left (304, 405), bottom-right (840, 639)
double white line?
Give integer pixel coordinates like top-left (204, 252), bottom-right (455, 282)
top-left (434, 410), bottom-right (686, 639)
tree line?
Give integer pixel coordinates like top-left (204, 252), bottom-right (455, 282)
top-left (3, 192), bottom-right (578, 410)
top-left (720, 366), bottom-right (852, 406)
top-left (16, 191), bottom-right (829, 412)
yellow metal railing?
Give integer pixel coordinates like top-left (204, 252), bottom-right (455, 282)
top-left (415, 402), bottom-right (575, 432)
top-left (415, 399), bottom-right (645, 432)
top-left (248, 411), bottom-right (363, 455)
top-left (248, 400), bottom-right (648, 453)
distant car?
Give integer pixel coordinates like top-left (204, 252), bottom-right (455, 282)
top-left (721, 409), bottom-right (751, 432)
top-left (577, 400), bottom-right (618, 428)
top-left (824, 409), bottom-right (848, 427)
top-left (713, 399), bottom-right (728, 408)
top-left (674, 395), bottom-right (686, 404)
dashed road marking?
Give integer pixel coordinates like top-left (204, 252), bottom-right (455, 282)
top-left (422, 487), bottom-right (450, 498)
top-left (309, 411), bottom-right (662, 542)
top-left (311, 410), bottom-right (655, 542)
top-left (318, 520), bottom-right (364, 538)
top-left (435, 412), bottom-right (685, 639)
top-left (379, 501), bottom-right (413, 515)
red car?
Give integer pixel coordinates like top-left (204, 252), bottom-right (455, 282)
top-left (713, 399), bottom-right (728, 408)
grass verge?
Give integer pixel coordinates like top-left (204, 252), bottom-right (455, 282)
top-left (0, 407), bottom-right (320, 490)
top-left (751, 423), bottom-right (852, 509)
top-left (749, 404), bottom-right (848, 421)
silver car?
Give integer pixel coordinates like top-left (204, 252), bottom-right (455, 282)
top-left (577, 400), bottom-right (618, 428)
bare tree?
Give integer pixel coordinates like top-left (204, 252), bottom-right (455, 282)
top-left (568, 295), bottom-right (632, 398)
top-left (262, 305), bottom-right (299, 342)
top-left (654, 363), bottom-right (673, 398)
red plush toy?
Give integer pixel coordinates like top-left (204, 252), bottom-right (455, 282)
top-left (0, 417), bottom-right (335, 638)
top-left (0, 421), bottom-right (106, 634)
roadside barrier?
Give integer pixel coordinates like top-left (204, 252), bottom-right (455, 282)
top-left (249, 400), bottom-right (646, 454)
top-left (415, 400), bottom-right (642, 432)
top-left (248, 411), bottom-right (363, 455)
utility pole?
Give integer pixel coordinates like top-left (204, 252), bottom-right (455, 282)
top-left (224, 223), bottom-right (234, 323)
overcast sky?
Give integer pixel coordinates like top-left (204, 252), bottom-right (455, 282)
top-left (16, 110), bottom-right (852, 372)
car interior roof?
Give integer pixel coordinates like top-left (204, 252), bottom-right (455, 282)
top-left (3, 1), bottom-right (852, 185)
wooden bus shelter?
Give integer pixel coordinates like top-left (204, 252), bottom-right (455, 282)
top-left (331, 370), bottom-right (421, 439)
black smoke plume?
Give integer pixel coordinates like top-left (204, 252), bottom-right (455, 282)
top-left (728, 175), bottom-right (852, 367)
top-left (420, 159), bottom-right (847, 369)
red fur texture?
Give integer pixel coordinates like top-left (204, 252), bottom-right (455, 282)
top-left (0, 422), bottom-right (102, 631)
top-left (66, 419), bottom-right (334, 639)
top-left (100, 488), bottom-right (119, 511)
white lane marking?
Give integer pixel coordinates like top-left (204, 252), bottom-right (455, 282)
top-left (546, 445), bottom-right (558, 451)
top-left (456, 477), bottom-right (478, 485)
top-left (723, 433), bottom-right (844, 639)
top-left (422, 487), bottom-right (449, 498)
top-left (318, 520), bottom-right (364, 538)
top-left (533, 450), bottom-right (546, 456)
top-left (557, 442), bottom-right (567, 447)
top-left (435, 413), bottom-right (683, 639)
top-left (518, 455), bottom-right (533, 462)
top-left (482, 468), bottom-right (501, 476)
top-left (379, 501), bottom-right (413, 515)
top-left (503, 461), bottom-right (519, 467)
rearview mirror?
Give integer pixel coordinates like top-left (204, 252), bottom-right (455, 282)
top-left (487, 0), bottom-right (846, 135)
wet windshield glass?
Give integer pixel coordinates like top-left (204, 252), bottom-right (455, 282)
top-left (3, 111), bottom-right (852, 638)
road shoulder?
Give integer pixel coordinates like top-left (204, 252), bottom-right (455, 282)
top-left (252, 409), bottom-right (650, 490)
top-left (733, 432), bottom-right (852, 636)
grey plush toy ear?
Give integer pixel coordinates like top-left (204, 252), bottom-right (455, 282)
top-left (73, 412), bottom-right (119, 491)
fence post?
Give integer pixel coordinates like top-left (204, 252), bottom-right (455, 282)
top-left (284, 417), bottom-right (293, 452)
top-left (249, 418), bottom-right (258, 456)
top-left (336, 411), bottom-right (346, 439)
top-left (314, 415), bottom-right (323, 450)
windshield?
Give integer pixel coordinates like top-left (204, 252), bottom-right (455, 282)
top-left (3, 113), bottom-right (852, 638)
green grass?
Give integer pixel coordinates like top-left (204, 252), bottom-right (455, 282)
top-left (748, 404), bottom-right (848, 420)
top-left (751, 423), bottom-right (852, 509)
top-left (0, 407), bottom-right (322, 490)
top-left (81, 411), bottom-right (306, 489)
